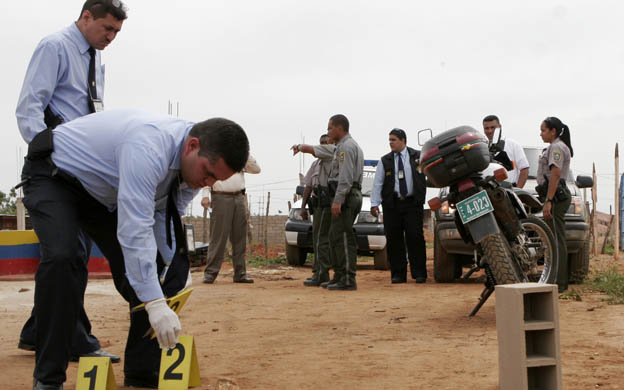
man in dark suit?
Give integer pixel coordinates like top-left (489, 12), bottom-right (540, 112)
top-left (370, 128), bottom-right (427, 283)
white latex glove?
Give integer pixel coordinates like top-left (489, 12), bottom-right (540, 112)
top-left (145, 297), bottom-right (181, 350)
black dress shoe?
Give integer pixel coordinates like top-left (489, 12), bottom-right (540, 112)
top-left (33, 379), bottom-right (63, 390)
top-left (18, 339), bottom-right (36, 351)
top-left (415, 276), bottom-right (427, 284)
top-left (391, 276), bottom-right (407, 284)
top-left (203, 275), bottom-right (215, 284)
top-left (70, 348), bottom-right (120, 363)
top-left (327, 281), bottom-right (357, 291)
top-left (321, 278), bottom-right (339, 289)
top-left (304, 278), bottom-right (321, 286)
top-left (234, 277), bottom-right (254, 283)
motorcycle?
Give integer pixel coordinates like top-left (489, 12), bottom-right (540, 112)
top-left (420, 126), bottom-right (557, 315)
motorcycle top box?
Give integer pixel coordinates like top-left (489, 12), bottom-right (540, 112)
top-left (420, 126), bottom-right (490, 188)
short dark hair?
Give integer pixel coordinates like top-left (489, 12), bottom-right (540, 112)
top-left (329, 114), bottom-right (349, 133)
top-left (79, 0), bottom-right (128, 21)
top-left (319, 134), bottom-right (329, 143)
top-left (483, 115), bottom-right (500, 123)
top-left (389, 128), bottom-right (407, 142)
top-left (189, 118), bottom-right (249, 172)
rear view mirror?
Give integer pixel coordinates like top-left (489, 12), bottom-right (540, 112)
top-left (575, 175), bottom-right (593, 189)
top-left (295, 185), bottom-right (305, 196)
top-left (418, 128), bottom-right (433, 146)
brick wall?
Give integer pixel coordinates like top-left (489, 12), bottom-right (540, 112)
top-left (182, 215), bottom-right (288, 247)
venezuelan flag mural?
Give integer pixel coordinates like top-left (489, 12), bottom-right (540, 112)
top-left (0, 230), bottom-right (110, 275)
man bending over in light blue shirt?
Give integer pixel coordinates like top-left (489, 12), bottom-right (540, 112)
top-left (20, 109), bottom-right (249, 389)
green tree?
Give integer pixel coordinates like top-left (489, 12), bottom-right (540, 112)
top-left (0, 188), bottom-right (17, 214)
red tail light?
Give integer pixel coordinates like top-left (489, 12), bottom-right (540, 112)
top-left (494, 168), bottom-right (508, 182)
top-left (458, 178), bottom-right (476, 193)
top-left (429, 197), bottom-right (442, 211)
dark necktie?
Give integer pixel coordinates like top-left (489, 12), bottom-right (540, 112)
top-left (165, 172), bottom-right (185, 254)
top-left (88, 47), bottom-right (97, 113)
top-left (397, 153), bottom-right (408, 196)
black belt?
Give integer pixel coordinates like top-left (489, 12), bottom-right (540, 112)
top-left (394, 193), bottom-right (414, 201)
top-left (212, 190), bottom-right (244, 196)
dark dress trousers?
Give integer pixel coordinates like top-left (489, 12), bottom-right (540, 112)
top-left (380, 147), bottom-right (427, 280)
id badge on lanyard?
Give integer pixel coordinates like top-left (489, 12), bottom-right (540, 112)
top-left (91, 98), bottom-right (104, 113)
top-left (398, 170), bottom-right (405, 179)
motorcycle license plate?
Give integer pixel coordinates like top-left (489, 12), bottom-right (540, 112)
top-left (456, 190), bottom-right (494, 224)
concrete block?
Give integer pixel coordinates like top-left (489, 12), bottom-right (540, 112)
top-left (495, 283), bottom-right (562, 390)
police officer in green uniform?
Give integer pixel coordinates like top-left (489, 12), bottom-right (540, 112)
top-left (537, 116), bottom-right (573, 292)
top-left (325, 114), bottom-right (364, 291)
top-left (291, 135), bottom-right (336, 286)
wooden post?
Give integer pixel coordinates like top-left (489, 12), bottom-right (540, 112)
top-left (16, 197), bottom-right (26, 230)
top-left (615, 144), bottom-right (620, 259)
top-left (592, 163), bottom-right (598, 256)
top-left (602, 215), bottom-right (615, 254)
top-left (202, 207), bottom-right (208, 244)
top-left (264, 192), bottom-right (270, 259)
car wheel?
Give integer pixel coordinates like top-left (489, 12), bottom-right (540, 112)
top-left (569, 237), bottom-right (590, 284)
top-left (373, 247), bottom-right (389, 270)
top-left (285, 239), bottom-right (308, 266)
top-left (433, 230), bottom-right (460, 282)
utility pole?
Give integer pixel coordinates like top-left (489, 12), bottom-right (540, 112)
top-left (615, 144), bottom-right (620, 259)
top-left (592, 163), bottom-right (598, 256)
top-left (264, 192), bottom-right (271, 259)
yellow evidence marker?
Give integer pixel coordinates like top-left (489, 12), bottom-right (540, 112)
top-left (158, 335), bottom-right (201, 389)
top-left (76, 356), bottom-right (117, 390)
top-left (132, 288), bottom-right (194, 338)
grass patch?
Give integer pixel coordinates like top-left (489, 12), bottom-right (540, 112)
top-left (559, 288), bottom-right (582, 301)
top-left (589, 267), bottom-right (624, 304)
top-left (247, 254), bottom-right (287, 268)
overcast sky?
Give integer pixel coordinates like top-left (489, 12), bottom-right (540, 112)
top-left (1, 0), bottom-right (622, 215)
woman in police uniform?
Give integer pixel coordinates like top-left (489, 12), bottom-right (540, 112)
top-left (537, 116), bottom-right (573, 292)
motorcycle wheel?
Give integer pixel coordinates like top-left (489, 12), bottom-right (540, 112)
top-left (481, 233), bottom-right (523, 285)
top-left (519, 217), bottom-right (558, 284)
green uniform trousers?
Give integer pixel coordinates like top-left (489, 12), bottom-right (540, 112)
top-left (329, 189), bottom-right (362, 286)
top-left (546, 195), bottom-right (571, 289)
top-left (312, 205), bottom-right (332, 281)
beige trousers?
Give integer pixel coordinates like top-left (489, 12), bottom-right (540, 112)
top-left (204, 193), bottom-right (248, 280)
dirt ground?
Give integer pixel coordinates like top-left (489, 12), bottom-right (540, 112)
top-left (1, 253), bottom-right (623, 390)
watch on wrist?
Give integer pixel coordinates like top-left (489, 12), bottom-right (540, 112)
top-left (546, 197), bottom-right (553, 203)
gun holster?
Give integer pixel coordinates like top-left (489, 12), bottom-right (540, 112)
top-left (535, 176), bottom-right (570, 202)
top-left (327, 181), bottom-right (338, 198)
top-left (315, 185), bottom-right (331, 207)
top-left (27, 128), bottom-right (54, 161)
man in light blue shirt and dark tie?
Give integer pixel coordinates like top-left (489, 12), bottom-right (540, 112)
top-left (370, 128), bottom-right (428, 284)
top-left (20, 108), bottom-right (249, 389)
top-left (15, 1), bottom-right (127, 372)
